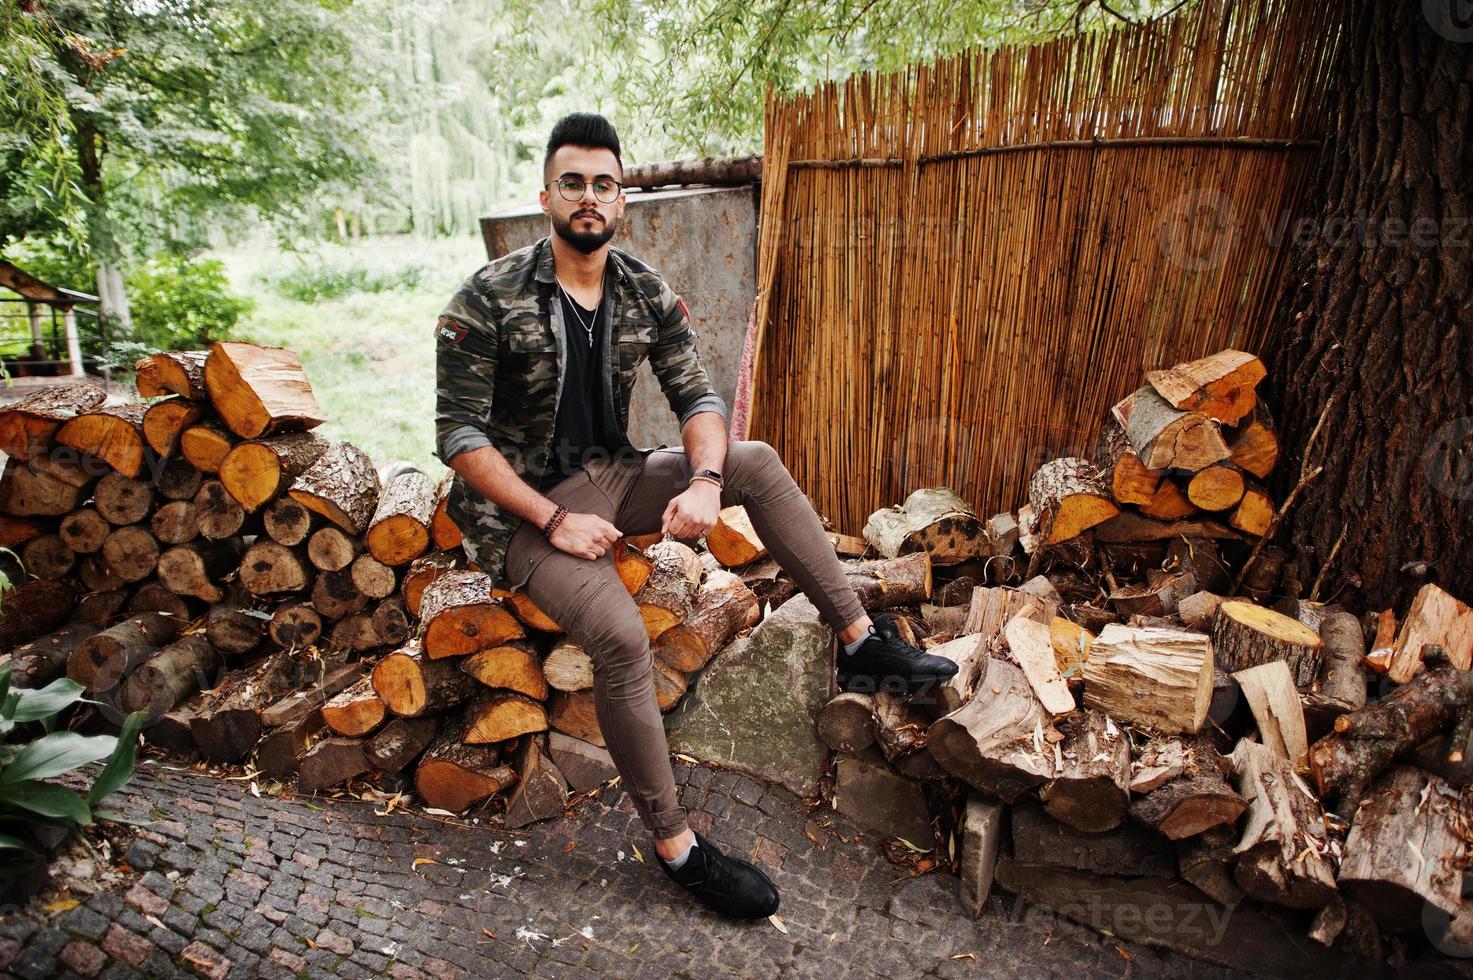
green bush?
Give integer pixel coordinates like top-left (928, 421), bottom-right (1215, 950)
top-left (125, 253), bottom-right (252, 352)
top-left (268, 252), bottom-right (427, 302)
top-left (0, 664), bottom-right (147, 904)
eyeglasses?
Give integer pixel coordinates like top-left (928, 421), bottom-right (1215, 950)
top-left (547, 175), bottom-right (623, 204)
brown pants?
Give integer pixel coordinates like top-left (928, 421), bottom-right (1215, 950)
top-left (505, 440), bottom-right (867, 839)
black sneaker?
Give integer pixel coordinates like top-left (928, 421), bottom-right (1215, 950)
top-left (837, 612), bottom-right (959, 695)
top-left (656, 832), bottom-right (779, 919)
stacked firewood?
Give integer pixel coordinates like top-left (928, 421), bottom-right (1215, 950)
top-left (806, 348), bottom-right (1473, 963)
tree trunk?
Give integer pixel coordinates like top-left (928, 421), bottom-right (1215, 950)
top-left (1266, 0), bottom-right (1473, 611)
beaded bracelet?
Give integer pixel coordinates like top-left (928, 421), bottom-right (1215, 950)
top-left (542, 505), bottom-right (569, 537)
top-left (689, 475), bottom-right (723, 490)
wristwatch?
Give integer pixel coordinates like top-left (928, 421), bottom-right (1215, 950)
top-left (690, 468), bottom-right (724, 489)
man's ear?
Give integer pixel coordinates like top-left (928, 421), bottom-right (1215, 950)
top-left (538, 186), bottom-right (551, 214)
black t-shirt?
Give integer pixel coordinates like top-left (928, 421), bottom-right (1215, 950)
top-left (538, 291), bottom-right (608, 490)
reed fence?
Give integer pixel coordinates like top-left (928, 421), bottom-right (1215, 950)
top-left (746, 0), bottom-right (1345, 534)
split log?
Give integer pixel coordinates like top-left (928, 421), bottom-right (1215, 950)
top-left (288, 441), bottom-right (379, 535)
top-left (188, 661), bottom-right (282, 762)
top-left (927, 657), bottom-right (1053, 801)
top-left (1048, 617), bottom-right (1092, 688)
top-left (634, 540), bottom-right (702, 640)
top-left (652, 570), bottom-right (759, 672)
top-left (54, 402), bottom-right (147, 478)
top-left (262, 495), bottom-right (313, 546)
top-left (259, 662), bottom-right (365, 728)
top-left (543, 639), bottom-right (593, 692)
top-left (402, 550), bottom-right (461, 618)
top-left (1185, 465), bottom-right (1246, 512)
top-left (145, 707), bottom-right (200, 758)
top-left (1027, 458), bottom-right (1118, 546)
top-left (310, 568), bottom-right (369, 620)
top-left (0, 458), bottom-right (86, 516)
top-left (460, 640), bottom-right (549, 701)
top-left (101, 525), bottom-right (159, 583)
top-left (871, 691), bottom-right (931, 767)
top-left (365, 715), bottom-right (440, 774)
top-left (1130, 736), bottom-right (1247, 839)
top-left (156, 539), bottom-right (243, 603)
top-left (1094, 418), bottom-right (1162, 505)
top-left (613, 539), bottom-right (652, 595)
top-left (365, 470), bottom-right (434, 566)
top-left (1137, 479), bottom-right (1198, 520)
top-left (204, 341), bottom-right (324, 438)
top-left (815, 692), bottom-right (876, 753)
top-left (238, 540), bottom-right (312, 596)
top-left (1003, 615), bottom-right (1075, 715)
top-left (297, 738), bottom-right (371, 794)
top-left (415, 721), bottom-right (516, 812)
top-left (1212, 600), bottom-right (1323, 687)
top-left (179, 422), bottom-right (234, 474)
top-left (349, 554), bottom-right (397, 599)
top-left (1233, 660), bottom-right (1308, 765)
top-left (1306, 664), bottom-right (1473, 811)
top-left (94, 473), bottom-right (153, 526)
top-left (1227, 405), bottom-right (1279, 478)
top-left (503, 737), bottom-right (569, 829)
top-left (370, 597), bottom-right (412, 649)
top-left (1107, 570), bottom-right (1195, 621)
top-left (547, 690), bottom-right (603, 746)
top-left (268, 602), bottom-right (322, 649)
top-left (1082, 625), bottom-right (1213, 733)
top-left (218, 430), bottom-right (330, 512)
top-left (193, 479), bottom-right (248, 540)
top-left (0, 578), bottom-right (77, 652)
top-left (1175, 827), bottom-right (1245, 908)
top-left (925, 633), bottom-right (990, 715)
top-left (20, 534), bottom-right (74, 580)
top-left (463, 691), bottom-right (548, 743)
top-left (0, 382), bottom-right (106, 460)
top-left (1146, 349), bottom-right (1265, 426)
top-left (306, 525), bottom-right (359, 572)
top-left (962, 585), bottom-right (1038, 637)
top-left (1228, 481), bottom-right (1275, 537)
top-left (135, 350), bottom-right (209, 399)
top-left (429, 472), bottom-right (461, 551)
top-left (5, 622), bottom-right (100, 688)
top-left (1038, 709), bottom-right (1129, 832)
top-left (843, 552), bottom-right (932, 610)
top-left (1315, 611), bottom-right (1368, 710)
top-left (150, 501), bottom-right (200, 545)
top-left (1178, 591), bottom-right (1226, 630)
top-left (505, 591), bottom-right (559, 633)
top-left (255, 709), bottom-right (325, 780)
top-left (372, 639), bottom-right (476, 717)
top-left (1094, 511), bottom-right (1243, 544)
top-left (418, 569), bottom-right (523, 658)
top-left (156, 457), bottom-right (203, 502)
top-left (320, 675), bottom-right (386, 737)
top-left (706, 505), bottom-right (766, 567)
top-left (1228, 739), bottom-right (1336, 910)
top-left (919, 602), bottom-right (968, 636)
top-left (67, 612), bottom-right (182, 691)
top-left (546, 731), bottom-right (616, 792)
top-left (1111, 386), bottom-right (1230, 472)
top-left (1388, 582), bottom-right (1473, 682)
top-left (204, 593), bottom-right (267, 656)
top-left (1166, 537), bottom-right (1230, 593)
top-left (862, 488), bottom-right (984, 565)
top-left (118, 634), bottom-right (219, 717)
top-left (1337, 766), bottom-right (1463, 930)
top-left (126, 581), bottom-right (197, 620)
top-left (141, 399), bottom-right (203, 458)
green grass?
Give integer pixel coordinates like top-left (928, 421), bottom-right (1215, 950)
top-left (216, 235), bottom-right (489, 475)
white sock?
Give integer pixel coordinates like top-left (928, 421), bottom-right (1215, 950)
top-left (842, 626), bottom-right (877, 657)
top-left (666, 840), bottom-right (697, 870)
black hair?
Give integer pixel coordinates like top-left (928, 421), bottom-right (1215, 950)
top-left (544, 112), bottom-right (623, 179)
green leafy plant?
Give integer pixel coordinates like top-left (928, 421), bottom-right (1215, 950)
top-left (124, 254), bottom-right (252, 353)
top-left (267, 253), bottom-right (428, 302)
top-left (0, 667), bottom-right (147, 898)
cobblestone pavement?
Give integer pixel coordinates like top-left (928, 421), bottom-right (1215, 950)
top-left (0, 760), bottom-right (1246, 980)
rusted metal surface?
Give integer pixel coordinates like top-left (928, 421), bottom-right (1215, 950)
top-left (479, 185), bottom-right (756, 449)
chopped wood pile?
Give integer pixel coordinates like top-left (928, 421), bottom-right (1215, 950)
top-left (834, 348), bottom-right (1473, 963)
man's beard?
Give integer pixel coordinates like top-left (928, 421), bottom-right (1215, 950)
top-left (552, 209), bottom-right (618, 254)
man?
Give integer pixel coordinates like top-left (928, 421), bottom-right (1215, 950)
top-left (434, 112), bottom-right (957, 920)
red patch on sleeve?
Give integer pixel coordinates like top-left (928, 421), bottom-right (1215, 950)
top-left (436, 317), bottom-right (468, 345)
top-left (676, 296), bottom-right (690, 320)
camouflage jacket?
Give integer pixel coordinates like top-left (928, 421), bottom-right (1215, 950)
top-left (434, 236), bottom-right (727, 585)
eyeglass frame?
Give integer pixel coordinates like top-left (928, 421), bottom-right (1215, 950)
top-left (545, 173), bottom-right (625, 204)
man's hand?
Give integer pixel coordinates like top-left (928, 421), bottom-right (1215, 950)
top-left (661, 481), bottom-right (722, 539)
top-left (550, 512), bottom-right (621, 560)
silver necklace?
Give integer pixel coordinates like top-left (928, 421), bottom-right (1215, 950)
top-left (556, 278), bottom-right (599, 348)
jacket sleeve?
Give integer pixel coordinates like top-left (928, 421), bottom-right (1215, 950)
top-left (433, 274), bottom-right (501, 464)
top-left (647, 279), bottom-right (728, 427)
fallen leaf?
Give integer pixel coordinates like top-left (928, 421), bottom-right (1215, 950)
top-left (249, 781), bottom-right (260, 798)
top-left (631, 843), bottom-right (644, 864)
top-left (42, 897), bottom-right (78, 912)
top-left (769, 914), bottom-right (788, 934)
top-left (423, 807), bottom-right (457, 817)
top-left (481, 928), bottom-right (495, 939)
top-left (893, 837), bottom-right (932, 853)
top-left (951, 953), bottom-right (977, 961)
top-left (562, 841), bottom-right (577, 853)
top-left (1116, 945), bottom-right (1132, 962)
top-left (413, 858), bottom-right (438, 868)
